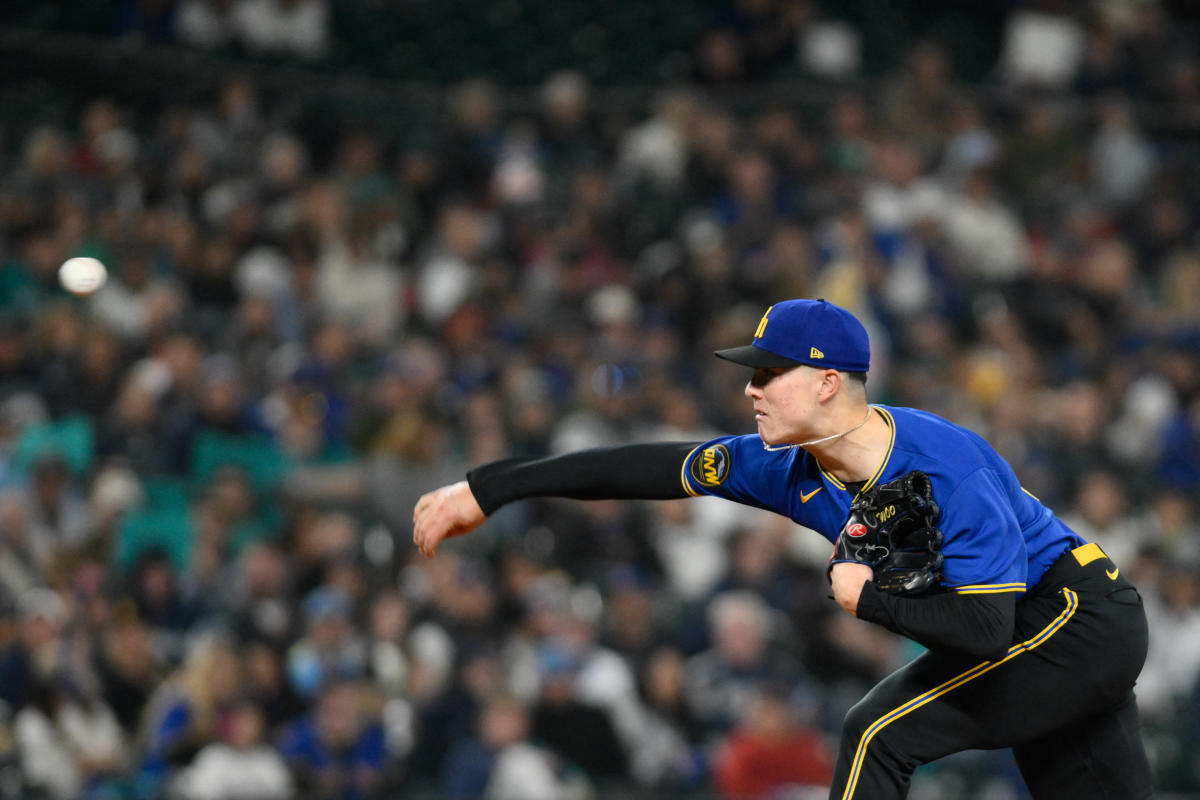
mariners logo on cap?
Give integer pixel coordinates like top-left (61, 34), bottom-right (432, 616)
top-left (753, 306), bottom-right (773, 341)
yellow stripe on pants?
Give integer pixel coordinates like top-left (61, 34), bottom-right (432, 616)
top-left (841, 588), bottom-right (1079, 799)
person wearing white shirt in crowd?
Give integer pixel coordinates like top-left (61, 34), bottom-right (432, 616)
top-left (174, 699), bottom-right (292, 800)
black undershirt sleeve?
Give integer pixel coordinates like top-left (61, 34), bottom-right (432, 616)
top-left (471, 443), bottom-right (1017, 661)
top-left (855, 582), bottom-right (1017, 662)
top-left (465, 442), bottom-right (701, 515)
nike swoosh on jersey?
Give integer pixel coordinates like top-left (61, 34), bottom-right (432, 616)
top-left (800, 487), bottom-right (822, 503)
top-left (1106, 567), bottom-right (1119, 580)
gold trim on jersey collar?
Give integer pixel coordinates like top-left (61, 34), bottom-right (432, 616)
top-left (818, 405), bottom-right (895, 498)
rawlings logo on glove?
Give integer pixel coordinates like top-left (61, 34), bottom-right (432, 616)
top-left (828, 470), bottom-right (944, 596)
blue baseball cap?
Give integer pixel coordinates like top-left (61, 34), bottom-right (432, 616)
top-left (714, 299), bottom-right (870, 372)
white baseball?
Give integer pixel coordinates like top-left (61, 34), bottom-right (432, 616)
top-left (58, 257), bottom-right (108, 295)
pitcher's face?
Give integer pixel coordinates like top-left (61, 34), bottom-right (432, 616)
top-left (744, 365), bottom-right (823, 446)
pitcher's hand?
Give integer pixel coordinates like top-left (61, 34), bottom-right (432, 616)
top-left (830, 561), bottom-right (874, 616)
top-left (413, 481), bottom-right (486, 557)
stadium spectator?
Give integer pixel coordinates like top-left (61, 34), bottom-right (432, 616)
top-left (0, 3), bottom-right (1195, 794)
top-left (135, 640), bottom-right (242, 797)
top-left (684, 591), bottom-right (802, 735)
top-left (229, 0), bottom-right (329, 60)
top-left (174, 698), bottom-right (293, 800)
top-left (442, 693), bottom-right (568, 800)
top-left (277, 680), bottom-right (388, 800)
top-left (529, 641), bottom-right (629, 783)
top-left (712, 687), bottom-right (834, 799)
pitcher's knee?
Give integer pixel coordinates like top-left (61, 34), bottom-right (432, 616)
top-left (840, 697), bottom-right (918, 764)
top-left (843, 697), bottom-right (889, 743)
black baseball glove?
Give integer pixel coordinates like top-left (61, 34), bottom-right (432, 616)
top-left (828, 470), bottom-right (944, 596)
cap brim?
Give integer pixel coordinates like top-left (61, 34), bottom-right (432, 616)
top-left (713, 344), bottom-right (804, 369)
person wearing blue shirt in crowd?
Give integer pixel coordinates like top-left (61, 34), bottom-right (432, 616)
top-left (278, 680), bottom-right (387, 800)
top-left (414, 298), bottom-right (1153, 799)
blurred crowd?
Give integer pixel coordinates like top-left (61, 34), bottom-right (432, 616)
top-left (0, 1), bottom-right (1199, 799)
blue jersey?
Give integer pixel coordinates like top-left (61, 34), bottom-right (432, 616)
top-left (680, 405), bottom-right (1086, 595)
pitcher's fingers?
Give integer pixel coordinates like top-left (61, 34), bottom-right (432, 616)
top-left (414, 489), bottom-right (439, 517)
top-left (413, 516), bottom-right (429, 554)
top-left (416, 519), bottom-right (440, 558)
top-left (417, 520), bottom-right (433, 557)
top-left (423, 531), bottom-right (441, 558)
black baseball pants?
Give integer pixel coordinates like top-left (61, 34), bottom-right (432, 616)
top-left (830, 543), bottom-right (1153, 800)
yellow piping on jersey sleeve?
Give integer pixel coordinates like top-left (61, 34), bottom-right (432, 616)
top-left (949, 583), bottom-right (1027, 595)
top-left (681, 445), bottom-right (702, 497)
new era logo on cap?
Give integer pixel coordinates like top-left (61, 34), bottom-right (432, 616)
top-left (714, 299), bottom-right (870, 372)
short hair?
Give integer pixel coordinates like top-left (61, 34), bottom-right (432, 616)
top-left (708, 590), bottom-right (771, 638)
top-left (843, 371), bottom-right (867, 387)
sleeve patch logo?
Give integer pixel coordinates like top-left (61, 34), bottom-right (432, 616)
top-left (690, 444), bottom-right (731, 487)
